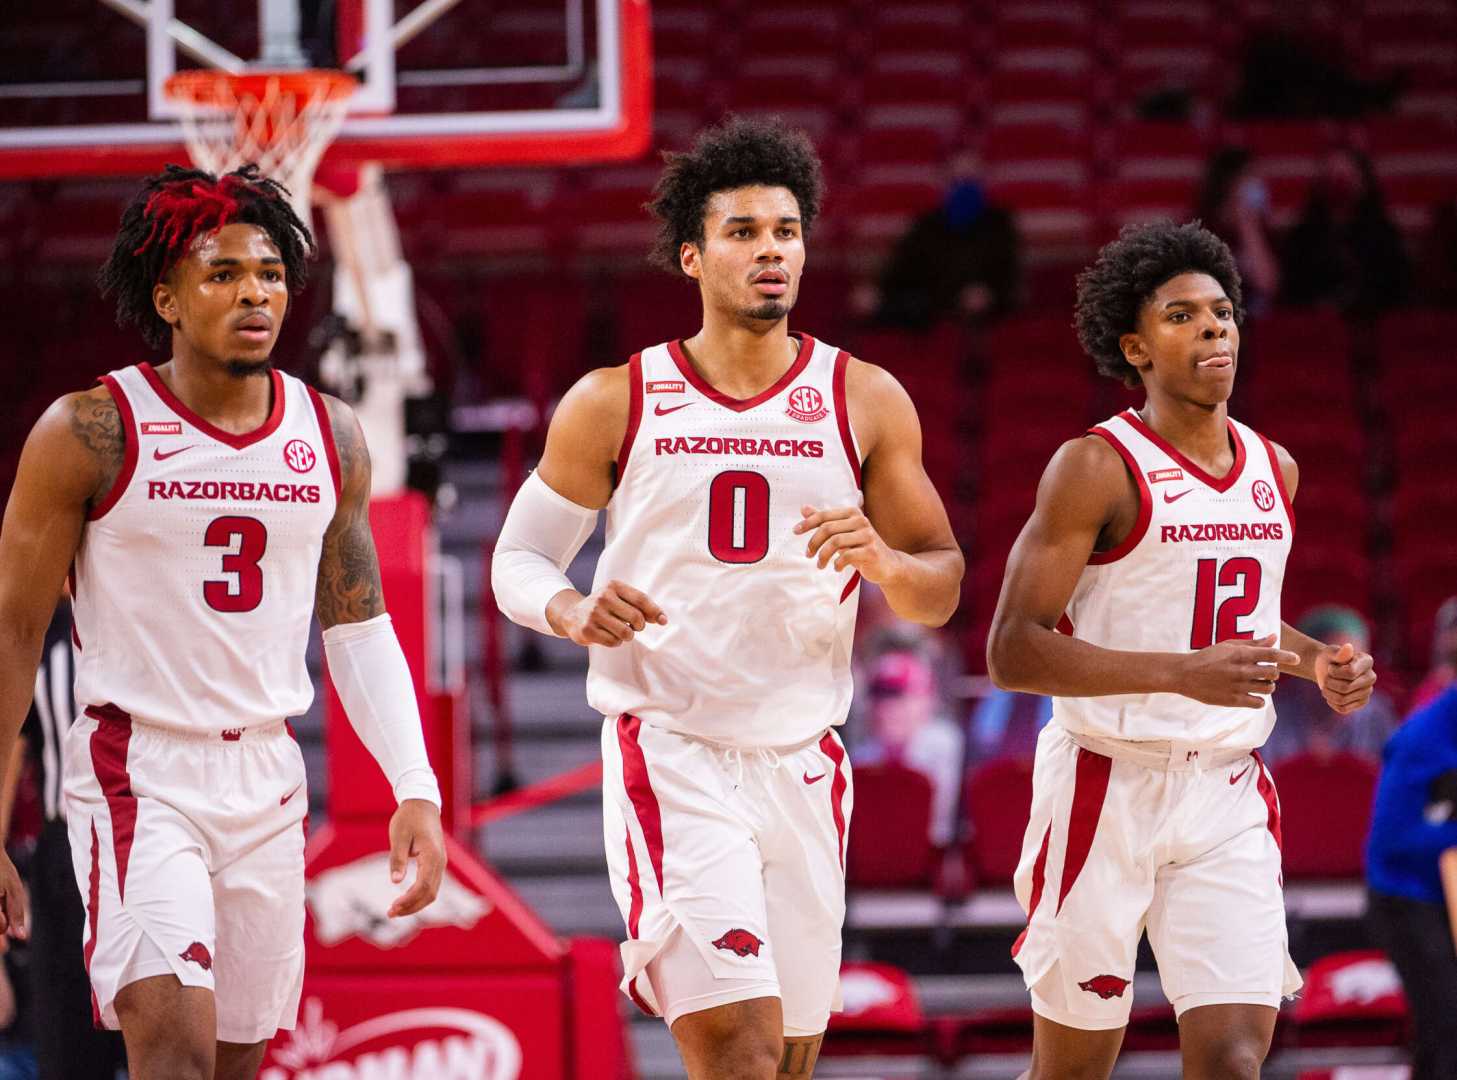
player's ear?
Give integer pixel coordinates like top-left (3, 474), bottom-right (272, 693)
top-left (679, 241), bottom-right (701, 281)
top-left (1118, 332), bottom-right (1149, 379)
top-left (153, 280), bottom-right (180, 330)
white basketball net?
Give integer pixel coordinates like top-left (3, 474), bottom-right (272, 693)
top-left (168, 72), bottom-right (355, 221)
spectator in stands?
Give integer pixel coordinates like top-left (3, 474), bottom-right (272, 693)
top-left (1411, 597), bottom-right (1457, 714)
top-left (966, 686), bottom-right (1051, 764)
top-left (852, 635), bottom-right (964, 847)
top-left (1365, 682), bottom-right (1457, 1080)
top-left (1264, 605), bottom-right (1401, 762)
top-left (864, 149), bottom-right (1021, 330)
top-left (1281, 147), bottom-right (1412, 315)
top-left (1195, 147), bottom-right (1281, 317)
top-left (1229, 25), bottom-right (1403, 119)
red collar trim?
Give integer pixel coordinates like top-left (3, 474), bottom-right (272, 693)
top-left (1120, 409), bottom-right (1246, 493)
top-left (139, 362), bottom-right (285, 450)
top-left (667, 333), bottom-right (815, 412)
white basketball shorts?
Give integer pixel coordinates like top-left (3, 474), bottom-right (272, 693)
top-left (62, 704), bottom-right (308, 1044)
top-left (1012, 723), bottom-right (1303, 1030)
top-left (601, 714), bottom-right (853, 1037)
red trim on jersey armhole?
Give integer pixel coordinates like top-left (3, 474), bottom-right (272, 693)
top-left (85, 819), bottom-right (102, 1026)
top-left (87, 376), bottom-right (139, 521)
top-left (139, 362), bottom-right (286, 450)
top-left (1253, 750), bottom-right (1282, 853)
top-left (819, 730), bottom-right (850, 871)
top-left (1121, 409), bottom-right (1246, 493)
top-left (614, 354), bottom-right (644, 488)
top-left (839, 571), bottom-right (862, 604)
top-left (1056, 747), bottom-right (1112, 914)
top-left (86, 705), bottom-right (136, 903)
top-left (1256, 432), bottom-right (1296, 536)
top-left (832, 349), bottom-right (863, 488)
top-left (1011, 822), bottom-right (1052, 959)
top-left (616, 715), bottom-right (665, 894)
top-left (1085, 427), bottom-right (1152, 565)
top-left (307, 386), bottom-right (343, 501)
top-left (667, 334), bottom-right (815, 412)
top-left (68, 566), bottom-right (83, 651)
top-left (1056, 613), bottom-right (1075, 635)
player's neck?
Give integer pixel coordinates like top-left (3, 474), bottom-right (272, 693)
top-left (155, 350), bottom-right (275, 435)
top-left (1137, 393), bottom-right (1233, 471)
top-left (680, 316), bottom-right (797, 400)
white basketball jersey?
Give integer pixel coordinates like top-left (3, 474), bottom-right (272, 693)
top-left (72, 363), bottom-right (339, 734)
top-left (586, 334), bottom-right (864, 748)
top-left (1054, 409), bottom-right (1294, 750)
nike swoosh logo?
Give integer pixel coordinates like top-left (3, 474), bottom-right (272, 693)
top-left (1163, 488), bottom-right (1194, 503)
top-left (1229, 766), bottom-right (1251, 786)
top-left (803, 772), bottom-right (826, 785)
top-left (280, 784), bottom-right (302, 806)
top-left (654, 402), bottom-right (693, 416)
top-left (153, 445), bottom-right (196, 461)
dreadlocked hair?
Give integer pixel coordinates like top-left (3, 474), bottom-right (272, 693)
top-left (1074, 220), bottom-right (1244, 387)
top-left (647, 115), bottom-right (824, 274)
top-left (99, 163), bottom-right (315, 347)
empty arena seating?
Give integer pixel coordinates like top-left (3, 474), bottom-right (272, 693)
top-left (845, 764), bottom-right (937, 889)
top-left (1274, 752), bottom-right (1380, 880)
top-left (962, 755), bottom-right (1035, 887)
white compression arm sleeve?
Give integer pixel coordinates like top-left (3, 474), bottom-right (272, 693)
top-left (491, 470), bottom-right (600, 636)
top-left (322, 613), bottom-right (442, 807)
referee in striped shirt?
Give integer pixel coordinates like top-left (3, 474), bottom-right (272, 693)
top-left (5, 601), bottom-right (123, 1079)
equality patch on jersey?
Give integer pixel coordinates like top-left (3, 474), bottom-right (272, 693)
top-left (1251, 479), bottom-right (1277, 512)
top-left (1147, 467), bottom-right (1184, 484)
top-left (283, 439), bottom-right (318, 474)
top-left (141, 421), bottom-right (184, 435)
top-left (786, 385), bottom-right (828, 423)
top-left (646, 380), bottom-right (685, 394)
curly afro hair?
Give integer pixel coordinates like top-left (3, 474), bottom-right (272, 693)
top-left (646, 115), bottom-right (824, 274)
top-left (1074, 221), bottom-right (1243, 387)
top-left (99, 163), bottom-right (315, 348)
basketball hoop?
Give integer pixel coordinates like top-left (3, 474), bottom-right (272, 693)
top-left (164, 70), bottom-right (357, 221)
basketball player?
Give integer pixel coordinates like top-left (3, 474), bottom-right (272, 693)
top-left (493, 117), bottom-right (964, 1079)
top-left (987, 221), bottom-right (1378, 1079)
top-left (0, 165), bottom-right (445, 1080)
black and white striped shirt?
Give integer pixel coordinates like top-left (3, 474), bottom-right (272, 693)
top-left (21, 604), bottom-right (75, 824)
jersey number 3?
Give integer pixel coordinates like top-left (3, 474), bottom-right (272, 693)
top-left (204, 516), bottom-right (268, 613)
top-left (708, 470), bottom-right (769, 564)
top-left (1189, 556), bottom-right (1261, 648)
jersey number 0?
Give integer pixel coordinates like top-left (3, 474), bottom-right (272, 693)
top-left (708, 470), bottom-right (770, 564)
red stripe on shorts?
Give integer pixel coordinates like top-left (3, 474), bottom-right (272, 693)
top-left (85, 819), bottom-right (102, 1026)
top-left (617, 715), bottom-right (665, 895)
top-left (819, 731), bottom-right (849, 871)
top-left (624, 826), bottom-right (644, 938)
top-left (86, 705), bottom-right (136, 903)
top-left (1253, 750), bottom-right (1282, 852)
top-left (1057, 747), bottom-right (1112, 914)
top-left (1011, 823), bottom-right (1052, 959)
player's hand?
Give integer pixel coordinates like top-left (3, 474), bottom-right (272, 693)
top-left (1314, 642), bottom-right (1377, 715)
top-left (557, 580), bottom-right (667, 648)
top-left (796, 505), bottom-right (903, 585)
top-left (386, 799), bottom-right (446, 918)
top-left (1177, 634), bottom-right (1302, 708)
top-left (0, 852), bottom-right (27, 944)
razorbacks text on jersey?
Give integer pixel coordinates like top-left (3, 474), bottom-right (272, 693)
top-left (586, 334), bottom-right (864, 748)
top-left (71, 362), bottom-right (339, 734)
top-left (1054, 409), bottom-right (1294, 749)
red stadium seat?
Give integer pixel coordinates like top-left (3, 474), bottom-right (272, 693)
top-left (1110, 121), bottom-right (1214, 180)
top-left (963, 756), bottom-right (1035, 886)
top-left (1273, 752), bottom-right (1378, 880)
top-left (845, 765), bottom-right (936, 889)
top-left (823, 962), bottom-right (931, 1058)
top-left (1284, 950), bottom-right (1409, 1049)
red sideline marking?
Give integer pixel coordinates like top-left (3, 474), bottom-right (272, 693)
top-left (87, 705), bottom-right (136, 903)
top-left (819, 731), bottom-right (849, 871)
top-left (1012, 823), bottom-right (1052, 959)
top-left (1057, 748), bottom-right (1112, 914)
top-left (617, 715), bottom-right (665, 895)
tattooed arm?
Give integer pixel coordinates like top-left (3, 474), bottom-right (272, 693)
top-left (314, 393), bottom-right (385, 629)
top-left (0, 386), bottom-right (126, 938)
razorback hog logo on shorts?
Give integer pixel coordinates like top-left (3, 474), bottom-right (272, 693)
top-left (1078, 974), bottom-right (1130, 1000)
top-left (713, 929), bottom-right (763, 957)
top-left (179, 942), bottom-right (213, 972)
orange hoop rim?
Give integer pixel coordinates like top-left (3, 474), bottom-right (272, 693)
top-left (163, 69), bottom-right (359, 108)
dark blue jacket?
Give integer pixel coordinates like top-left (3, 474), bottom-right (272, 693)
top-left (1366, 685), bottom-right (1457, 904)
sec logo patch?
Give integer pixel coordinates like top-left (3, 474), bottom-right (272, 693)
top-left (284, 439), bottom-right (317, 474)
top-left (786, 385), bottom-right (828, 423)
top-left (1252, 479), bottom-right (1276, 512)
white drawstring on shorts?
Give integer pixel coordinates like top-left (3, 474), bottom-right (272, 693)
top-left (722, 745), bottom-right (783, 787)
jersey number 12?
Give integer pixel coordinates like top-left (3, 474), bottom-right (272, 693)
top-left (1189, 556), bottom-right (1261, 648)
